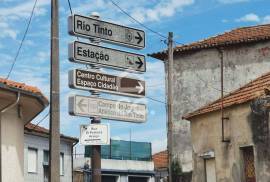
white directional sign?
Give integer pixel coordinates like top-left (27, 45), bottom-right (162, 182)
top-left (69, 41), bottom-right (146, 72)
top-left (69, 69), bottom-right (145, 98)
top-left (80, 124), bottom-right (110, 145)
top-left (69, 95), bottom-right (147, 123)
top-left (68, 14), bottom-right (145, 49)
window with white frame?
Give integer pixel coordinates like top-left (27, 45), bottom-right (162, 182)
top-left (28, 148), bottom-right (38, 173)
top-left (60, 153), bottom-right (64, 176)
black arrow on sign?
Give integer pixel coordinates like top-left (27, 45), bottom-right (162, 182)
top-left (135, 32), bottom-right (143, 45)
top-left (135, 57), bottom-right (143, 69)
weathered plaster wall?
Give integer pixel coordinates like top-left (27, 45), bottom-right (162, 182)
top-left (190, 96), bottom-right (270, 182)
top-left (169, 41), bottom-right (270, 171)
top-left (191, 103), bottom-right (252, 182)
top-left (249, 96), bottom-right (270, 181)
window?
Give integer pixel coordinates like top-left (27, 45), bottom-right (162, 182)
top-left (60, 153), bottom-right (64, 176)
top-left (28, 148), bottom-right (38, 173)
top-left (43, 150), bottom-right (49, 165)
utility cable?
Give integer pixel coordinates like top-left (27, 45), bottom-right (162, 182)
top-left (32, 112), bottom-right (49, 130)
top-left (6, 0), bottom-right (38, 79)
top-left (108, 0), bottom-right (184, 45)
top-left (67, 0), bottom-right (73, 15)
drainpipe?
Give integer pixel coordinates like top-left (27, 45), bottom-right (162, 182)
top-left (0, 92), bottom-right (21, 182)
top-left (72, 141), bottom-right (78, 182)
top-left (217, 48), bottom-right (230, 143)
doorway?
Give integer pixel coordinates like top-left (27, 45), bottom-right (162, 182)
top-left (242, 146), bottom-right (256, 182)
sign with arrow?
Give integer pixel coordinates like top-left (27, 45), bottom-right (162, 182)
top-left (69, 95), bottom-right (147, 123)
top-left (69, 69), bottom-right (145, 98)
top-left (69, 41), bottom-right (146, 72)
top-left (68, 14), bottom-right (145, 49)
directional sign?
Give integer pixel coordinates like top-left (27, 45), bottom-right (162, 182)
top-left (69, 41), bottom-right (146, 72)
top-left (69, 69), bottom-right (145, 98)
top-left (80, 124), bottom-right (110, 145)
top-left (69, 95), bottom-right (147, 123)
top-left (68, 14), bottom-right (145, 49)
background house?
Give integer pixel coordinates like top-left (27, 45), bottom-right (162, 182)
top-left (149, 24), bottom-right (270, 172)
top-left (24, 123), bottom-right (78, 182)
top-left (0, 78), bottom-right (48, 182)
top-left (73, 139), bottom-right (155, 182)
top-left (183, 72), bottom-right (270, 182)
top-left (152, 150), bottom-right (168, 182)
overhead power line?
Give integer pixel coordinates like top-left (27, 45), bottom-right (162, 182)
top-left (67, 0), bottom-right (73, 15)
top-left (6, 0), bottom-right (38, 80)
top-left (32, 112), bottom-right (49, 130)
top-left (108, 0), bottom-right (184, 45)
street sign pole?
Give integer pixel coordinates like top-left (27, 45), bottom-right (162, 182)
top-left (89, 13), bottom-right (101, 182)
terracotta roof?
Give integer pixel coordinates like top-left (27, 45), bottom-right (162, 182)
top-left (183, 72), bottom-right (270, 120)
top-left (0, 78), bottom-right (48, 102)
top-left (149, 24), bottom-right (270, 60)
top-left (25, 123), bottom-right (78, 143)
top-left (152, 150), bottom-right (168, 169)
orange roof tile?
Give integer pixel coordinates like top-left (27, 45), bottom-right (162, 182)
top-left (0, 77), bottom-right (47, 100)
top-left (152, 150), bottom-right (168, 169)
top-left (149, 24), bottom-right (270, 60)
top-left (25, 123), bottom-right (78, 142)
top-left (183, 72), bottom-right (270, 120)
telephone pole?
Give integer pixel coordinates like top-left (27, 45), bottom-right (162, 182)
top-left (49, 0), bottom-right (60, 181)
top-left (167, 32), bottom-right (174, 182)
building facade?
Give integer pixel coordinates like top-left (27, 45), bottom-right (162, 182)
top-left (184, 72), bottom-right (270, 182)
top-left (0, 78), bottom-right (48, 182)
top-left (24, 123), bottom-right (78, 182)
top-left (149, 24), bottom-right (270, 172)
top-left (74, 140), bottom-right (155, 182)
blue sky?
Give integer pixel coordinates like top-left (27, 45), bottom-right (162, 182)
top-left (0, 0), bottom-right (269, 154)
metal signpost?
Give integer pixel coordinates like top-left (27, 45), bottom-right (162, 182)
top-left (68, 14), bottom-right (145, 49)
top-left (80, 124), bottom-right (110, 145)
top-left (67, 13), bottom-right (147, 182)
top-left (69, 41), bottom-right (146, 72)
top-left (69, 95), bottom-right (147, 123)
top-left (69, 69), bottom-right (145, 97)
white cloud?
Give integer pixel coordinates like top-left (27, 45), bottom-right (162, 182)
top-left (234, 13), bottom-right (270, 24)
top-left (0, 0), bottom-right (50, 40)
top-left (236, 13), bottom-right (260, 22)
top-left (263, 15), bottom-right (270, 24)
top-left (0, 0), bottom-right (49, 18)
top-left (218, 0), bottom-right (249, 4)
top-left (74, 0), bottom-right (194, 24)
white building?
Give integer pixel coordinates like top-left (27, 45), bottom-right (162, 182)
top-left (73, 140), bottom-right (155, 182)
top-left (24, 123), bottom-right (78, 182)
top-left (0, 78), bottom-right (48, 182)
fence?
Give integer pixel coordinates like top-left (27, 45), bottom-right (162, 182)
top-left (85, 139), bottom-right (152, 161)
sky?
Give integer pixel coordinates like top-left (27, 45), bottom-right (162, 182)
top-left (0, 0), bottom-right (269, 154)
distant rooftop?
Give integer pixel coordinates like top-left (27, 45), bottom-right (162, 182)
top-left (149, 24), bottom-right (270, 60)
top-left (25, 123), bottom-right (78, 143)
top-left (152, 150), bottom-right (168, 169)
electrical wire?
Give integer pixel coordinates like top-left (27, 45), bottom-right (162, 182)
top-left (146, 96), bottom-right (166, 104)
top-left (68, 0), bottom-right (229, 104)
top-left (32, 112), bottom-right (49, 130)
top-left (108, 0), bottom-right (184, 45)
top-left (67, 0), bottom-right (73, 15)
top-left (6, 0), bottom-right (38, 80)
